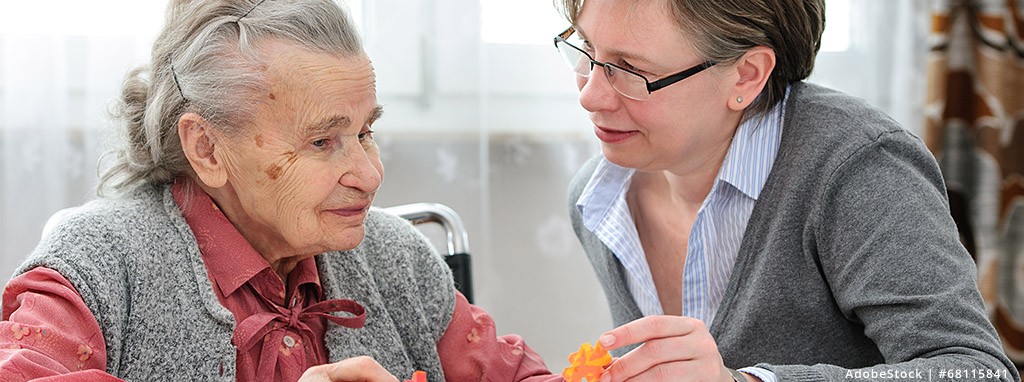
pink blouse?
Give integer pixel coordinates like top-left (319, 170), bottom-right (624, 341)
top-left (0, 180), bottom-right (561, 382)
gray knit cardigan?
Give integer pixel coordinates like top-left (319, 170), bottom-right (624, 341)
top-left (568, 82), bottom-right (1018, 382)
top-left (16, 184), bottom-right (456, 381)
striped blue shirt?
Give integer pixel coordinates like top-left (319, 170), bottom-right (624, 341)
top-left (576, 89), bottom-right (789, 381)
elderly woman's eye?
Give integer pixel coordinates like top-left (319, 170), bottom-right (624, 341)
top-left (311, 138), bottom-right (331, 148)
top-left (358, 130), bottom-right (375, 141)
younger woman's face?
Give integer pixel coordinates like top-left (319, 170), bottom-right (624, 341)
top-left (574, 0), bottom-right (738, 175)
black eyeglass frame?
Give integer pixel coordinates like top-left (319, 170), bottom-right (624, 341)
top-left (553, 27), bottom-right (717, 96)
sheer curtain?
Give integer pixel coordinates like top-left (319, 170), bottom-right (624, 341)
top-left (809, 0), bottom-right (932, 135)
top-left (1, 0), bottom-right (931, 371)
top-left (0, 1), bottom-right (165, 288)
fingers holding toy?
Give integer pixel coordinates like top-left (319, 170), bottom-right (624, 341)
top-left (597, 316), bottom-right (732, 382)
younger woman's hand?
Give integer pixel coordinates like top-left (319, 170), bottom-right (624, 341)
top-left (597, 315), bottom-right (733, 382)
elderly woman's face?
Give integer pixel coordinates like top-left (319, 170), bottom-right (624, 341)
top-left (216, 42), bottom-right (383, 257)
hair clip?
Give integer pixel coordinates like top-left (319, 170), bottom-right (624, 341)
top-left (238, 0), bottom-right (271, 22)
top-left (169, 60), bottom-right (188, 102)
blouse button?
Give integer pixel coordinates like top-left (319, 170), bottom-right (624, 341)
top-left (283, 335), bottom-right (297, 348)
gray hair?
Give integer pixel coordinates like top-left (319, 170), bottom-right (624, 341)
top-left (556, 0), bottom-right (825, 119)
top-left (99, 0), bottom-right (364, 196)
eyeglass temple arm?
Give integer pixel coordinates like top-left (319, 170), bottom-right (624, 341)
top-left (555, 26), bottom-right (576, 47)
top-left (647, 61), bottom-right (717, 92)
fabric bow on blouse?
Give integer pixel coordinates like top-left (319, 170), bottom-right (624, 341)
top-left (233, 297), bottom-right (366, 381)
top-left (174, 179), bottom-right (367, 382)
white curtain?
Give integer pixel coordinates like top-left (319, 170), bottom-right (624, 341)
top-left (0, 0), bottom-right (930, 371)
top-left (0, 2), bottom-right (164, 286)
top-left (808, 0), bottom-right (932, 135)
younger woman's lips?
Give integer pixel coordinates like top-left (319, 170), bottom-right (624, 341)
top-left (594, 125), bottom-right (639, 143)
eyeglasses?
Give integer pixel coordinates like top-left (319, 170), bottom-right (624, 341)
top-left (553, 27), bottom-right (717, 101)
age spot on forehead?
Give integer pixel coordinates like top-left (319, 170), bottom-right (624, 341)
top-left (269, 92), bottom-right (276, 100)
top-left (255, 134), bottom-right (264, 148)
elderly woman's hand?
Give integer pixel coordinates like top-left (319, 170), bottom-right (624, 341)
top-left (299, 356), bottom-right (399, 382)
top-left (597, 316), bottom-right (739, 382)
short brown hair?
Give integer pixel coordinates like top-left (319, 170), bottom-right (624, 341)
top-left (556, 0), bottom-right (825, 118)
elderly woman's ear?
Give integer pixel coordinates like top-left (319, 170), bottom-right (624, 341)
top-left (178, 113), bottom-right (228, 188)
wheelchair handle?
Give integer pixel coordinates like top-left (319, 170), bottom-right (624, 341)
top-left (383, 202), bottom-right (470, 256)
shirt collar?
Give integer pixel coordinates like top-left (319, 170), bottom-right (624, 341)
top-left (172, 178), bottom-right (322, 298)
top-left (576, 159), bottom-right (634, 233)
top-left (576, 86), bottom-right (789, 219)
top-left (716, 87), bottom-right (789, 200)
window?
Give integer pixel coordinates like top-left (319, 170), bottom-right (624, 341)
top-left (481, 0), bottom-right (565, 45)
top-left (821, 0), bottom-right (851, 52)
top-left (808, 0), bottom-right (931, 135)
top-left (0, 1), bottom-right (164, 38)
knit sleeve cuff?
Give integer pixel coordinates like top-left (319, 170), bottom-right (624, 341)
top-left (739, 366), bottom-right (778, 382)
top-left (755, 363), bottom-right (828, 382)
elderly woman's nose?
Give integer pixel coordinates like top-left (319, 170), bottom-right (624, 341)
top-left (339, 148), bottom-right (382, 193)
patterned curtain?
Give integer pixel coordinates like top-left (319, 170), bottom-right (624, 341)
top-left (926, 0), bottom-right (1024, 366)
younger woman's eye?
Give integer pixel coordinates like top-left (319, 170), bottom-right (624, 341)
top-left (582, 40), bottom-right (595, 53)
top-left (621, 60), bottom-right (644, 74)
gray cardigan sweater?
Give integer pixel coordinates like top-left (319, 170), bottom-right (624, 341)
top-left (16, 185), bottom-right (456, 381)
top-left (568, 83), bottom-right (1018, 381)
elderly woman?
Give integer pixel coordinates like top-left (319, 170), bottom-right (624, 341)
top-left (0, 1), bottom-right (560, 381)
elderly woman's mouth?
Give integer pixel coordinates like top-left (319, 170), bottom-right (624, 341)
top-left (325, 203), bottom-right (370, 217)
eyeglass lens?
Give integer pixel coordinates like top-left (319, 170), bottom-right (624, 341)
top-left (557, 42), bottom-right (590, 76)
top-left (556, 40), bottom-right (650, 100)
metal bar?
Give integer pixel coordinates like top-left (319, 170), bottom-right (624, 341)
top-left (383, 202), bottom-right (469, 256)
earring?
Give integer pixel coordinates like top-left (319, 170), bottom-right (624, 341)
top-left (736, 96), bottom-right (743, 103)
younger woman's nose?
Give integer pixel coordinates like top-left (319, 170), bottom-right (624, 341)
top-left (578, 65), bottom-right (619, 113)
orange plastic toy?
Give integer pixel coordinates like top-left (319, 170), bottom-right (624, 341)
top-left (404, 370), bottom-right (427, 382)
top-left (561, 341), bottom-right (612, 382)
